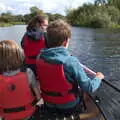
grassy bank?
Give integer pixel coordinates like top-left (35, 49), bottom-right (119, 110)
top-left (0, 22), bottom-right (25, 27)
top-left (111, 24), bottom-right (120, 28)
top-left (0, 22), bottom-right (12, 27)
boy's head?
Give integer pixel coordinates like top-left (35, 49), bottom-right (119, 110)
top-left (47, 19), bottom-right (71, 48)
top-left (0, 40), bottom-right (24, 73)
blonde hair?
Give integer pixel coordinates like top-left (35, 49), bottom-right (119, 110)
top-left (0, 40), bottom-right (24, 73)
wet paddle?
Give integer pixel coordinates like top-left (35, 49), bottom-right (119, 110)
top-left (80, 64), bottom-right (120, 93)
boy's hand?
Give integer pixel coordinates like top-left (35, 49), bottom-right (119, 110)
top-left (96, 72), bottom-right (104, 80)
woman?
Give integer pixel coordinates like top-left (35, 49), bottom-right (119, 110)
top-left (21, 15), bottom-right (48, 77)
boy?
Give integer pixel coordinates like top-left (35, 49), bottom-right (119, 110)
top-left (36, 20), bottom-right (104, 114)
top-left (0, 40), bottom-right (40, 120)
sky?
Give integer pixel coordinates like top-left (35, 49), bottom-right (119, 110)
top-left (0, 0), bottom-right (94, 15)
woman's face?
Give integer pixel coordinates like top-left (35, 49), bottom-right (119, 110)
top-left (41, 19), bottom-right (48, 32)
top-left (36, 19), bottom-right (48, 32)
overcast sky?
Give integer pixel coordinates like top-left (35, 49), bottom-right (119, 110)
top-left (0, 0), bottom-right (94, 15)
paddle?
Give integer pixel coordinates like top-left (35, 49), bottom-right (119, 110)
top-left (80, 64), bottom-right (120, 93)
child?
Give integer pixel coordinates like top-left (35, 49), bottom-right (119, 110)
top-left (36, 20), bottom-right (104, 115)
top-left (21, 15), bottom-right (48, 77)
top-left (0, 40), bottom-right (40, 120)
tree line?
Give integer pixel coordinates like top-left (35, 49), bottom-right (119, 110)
top-left (0, 6), bottom-right (65, 26)
top-left (66, 0), bottom-right (120, 28)
top-left (0, 0), bottom-right (120, 28)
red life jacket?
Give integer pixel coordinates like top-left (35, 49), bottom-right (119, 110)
top-left (36, 59), bottom-right (77, 104)
top-left (0, 72), bottom-right (36, 120)
top-left (23, 35), bottom-right (46, 64)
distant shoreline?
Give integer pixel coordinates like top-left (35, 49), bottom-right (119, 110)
top-left (1, 22), bottom-right (120, 29)
top-left (0, 22), bottom-right (25, 27)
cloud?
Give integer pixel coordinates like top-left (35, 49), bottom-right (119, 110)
top-left (0, 3), bottom-right (15, 12)
top-left (0, 0), bottom-right (94, 15)
top-left (15, 0), bottom-right (30, 1)
top-left (0, 3), bottom-right (6, 11)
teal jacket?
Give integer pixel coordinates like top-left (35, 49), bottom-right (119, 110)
top-left (38, 46), bottom-right (101, 109)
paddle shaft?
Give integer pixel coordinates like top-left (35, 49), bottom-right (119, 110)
top-left (81, 64), bottom-right (120, 93)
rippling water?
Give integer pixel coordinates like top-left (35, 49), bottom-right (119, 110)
top-left (0, 25), bottom-right (120, 119)
top-left (70, 27), bottom-right (120, 81)
top-left (0, 25), bottom-right (120, 81)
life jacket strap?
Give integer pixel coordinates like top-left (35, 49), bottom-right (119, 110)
top-left (2, 99), bottom-right (37, 113)
top-left (41, 88), bottom-right (74, 97)
top-left (27, 56), bottom-right (37, 59)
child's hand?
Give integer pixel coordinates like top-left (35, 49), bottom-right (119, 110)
top-left (96, 72), bottom-right (104, 80)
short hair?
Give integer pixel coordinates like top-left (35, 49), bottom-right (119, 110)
top-left (47, 19), bottom-right (71, 48)
top-left (27, 15), bottom-right (48, 31)
top-left (0, 40), bottom-right (24, 73)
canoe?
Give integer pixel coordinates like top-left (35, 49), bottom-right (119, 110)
top-left (0, 93), bottom-right (106, 120)
top-left (36, 92), bottom-right (106, 120)
top-left (79, 92), bottom-right (106, 120)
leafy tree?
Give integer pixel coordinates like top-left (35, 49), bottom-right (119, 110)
top-left (107, 0), bottom-right (120, 9)
top-left (30, 6), bottom-right (44, 17)
top-left (66, 2), bottom-right (120, 28)
top-left (107, 6), bottom-right (120, 23)
top-left (24, 14), bottom-right (32, 23)
top-left (0, 11), bottom-right (13, 22)
top-left (24, 7), bottom-right (46, 23)
top-left (47, 13), bottom-right (65, 21)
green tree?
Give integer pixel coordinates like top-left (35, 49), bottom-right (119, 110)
top-left (1, 11), bottom-right (12, 16)
top-left (30, 6), bottom-right (44, 17)
top-left (107, 0), bottom-right (120, 9)
top-left (15, 15), bottom-right (24, 22)
top-left (24, 14), bottom-right (32, 23)
top-left (107, 6), bottom-right (120, 23)
top-left (90, 12), bottom-right (112, 28)
top-left (47, 13), bottom-right (65, 21)
top-left (66, 2), bottom-right (120, 28)
top-left (0, 11), bottom-right (13, 22)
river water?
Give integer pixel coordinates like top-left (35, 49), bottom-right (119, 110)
top-left (0, 25), bottom-right (120, 119)
top-left (0, 25), bottom-right (120, 82)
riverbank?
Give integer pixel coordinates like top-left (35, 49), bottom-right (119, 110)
top-left (72, 24), bottom-right (120, 29)
top-left (1, 22), bottom-right (120, 29)
top-left (0, 22), bottom-right (25, 27)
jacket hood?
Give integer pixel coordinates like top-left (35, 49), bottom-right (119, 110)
top-left (39, 47), bottom-right (70, 64)
top-left (26, 28), bottom-right (44, 41)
